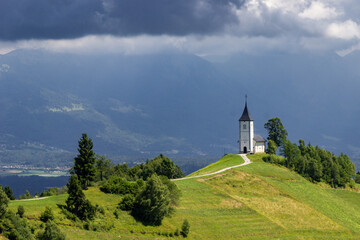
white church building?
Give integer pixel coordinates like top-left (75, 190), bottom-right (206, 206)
top-left (238, 99), bottom-right (266, 154)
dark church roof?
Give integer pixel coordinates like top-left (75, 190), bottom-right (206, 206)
top-left (239, 101), bottom-right (253, 121)
top-left (254, 134), bottom-right (266, 142)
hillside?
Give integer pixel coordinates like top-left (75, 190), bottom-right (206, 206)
top-left (8, 154), bottom-right (360, 239)
top-left (1, 50), bottom-right (360, 168)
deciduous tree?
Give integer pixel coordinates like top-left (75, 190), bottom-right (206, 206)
top-left (131, 174), bottom-right (170, 226)
top-left (264, 117), bottom-right (288, 148)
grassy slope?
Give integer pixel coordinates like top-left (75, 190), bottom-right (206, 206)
top-left (8, 154), bottom-right (360, 239)
top-left (188, 154), bottom-right (244, 177)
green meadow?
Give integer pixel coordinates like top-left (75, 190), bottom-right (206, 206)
top-left (7, 154), bottom-right (360, 239)
top-left (188, 154), bottom-right (244, 177)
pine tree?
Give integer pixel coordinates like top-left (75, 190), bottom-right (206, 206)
top-left (66, 175), bottom-right (96, 221)
top-left (3, 186), bottom-right (15, 200)
top-left (73, 133), bottom-right (96, 189)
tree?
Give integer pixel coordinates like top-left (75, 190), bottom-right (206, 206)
top-left (96, 155), bottom-right (112, 181)
top-left (66, 175), bottom-right (96, 221)
top-left (37, 221), bottom-right (66, 240)
top-left (3, 186), bottom-right (15, 200)
top-left (266, 139), bottom-right (278, 155)
top-left (264, 117), bottom-right (288, 148)
top-left (0, 187), bottom-right (9, 218)
top-left (131, 174), bottom-right (171, 226)
top-left (181, 219), bottom-right (190, 238)
top-left (73, 133), bottom-right (96, 189)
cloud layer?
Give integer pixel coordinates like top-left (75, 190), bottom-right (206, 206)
top-left (0, 0), bottom-right (241, 40)
top-left (1, 0), bottom-right (360, 56)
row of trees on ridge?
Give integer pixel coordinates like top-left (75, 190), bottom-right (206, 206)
top-left (264, 117), bottom-right (356, 188)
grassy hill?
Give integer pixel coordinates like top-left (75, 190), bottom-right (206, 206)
top-left (8, 153), bottom-right (360, 239)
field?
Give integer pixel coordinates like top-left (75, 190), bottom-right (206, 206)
top-left (7, 153), bottom-right (360, 239)
top-left (0, 168), bottom-right (69, 177)
top-left (188, 154), bottom-right (244, 177)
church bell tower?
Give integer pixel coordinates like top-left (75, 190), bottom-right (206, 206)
top-left (239, 96), bottom-right (254, 154)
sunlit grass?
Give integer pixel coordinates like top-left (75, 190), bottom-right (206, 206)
top-left (7, 153), bottom-right (360, 239)
top-left (188, 154), bottom-right (244, 177)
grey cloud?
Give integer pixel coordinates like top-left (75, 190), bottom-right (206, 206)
top-left (0, 0), bottom-right (242, 40)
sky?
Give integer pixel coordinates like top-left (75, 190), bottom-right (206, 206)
top-left (1, 0), bottom-right (360, 58)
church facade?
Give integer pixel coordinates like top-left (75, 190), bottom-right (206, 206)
top-left (238, 100), bottom-right (266, 154)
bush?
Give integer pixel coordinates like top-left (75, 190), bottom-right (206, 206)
top-left (118, 194), bottom-right (135, 211)
top-left (40, 187), bottom-right (67, 197)
top-left (37, 221), bottom-right (66, 240)
top-left (180, 219), bottom-right (190, 238)
top-left (100, 176), bottom-right (142, 195)
top-left (40, 207), bottom-right (54, 223)
top-left (19, 190), bottom-right (32, 200)
top-left (349, 179), bottom-right (356, 189)
top-left (0, 188), bottom-right (9, 218)
top-left (16, 206), bottom-right (25, 218)
top-left (262, 155), bottom-right (285, 165)
top-left (0, 211), bottom-right (33, 240)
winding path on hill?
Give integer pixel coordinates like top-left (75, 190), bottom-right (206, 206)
top-left (172, 154), bottom-right (251, 181)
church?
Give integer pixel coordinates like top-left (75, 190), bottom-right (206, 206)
top-left (238, 99), bottom-right (266, 154)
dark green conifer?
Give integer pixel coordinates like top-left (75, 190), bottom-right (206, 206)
top-left (73, 133), bottom-right (96, 189)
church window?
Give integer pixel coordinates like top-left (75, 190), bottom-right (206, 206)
top-left (243, 124), bottom-right (246, 129)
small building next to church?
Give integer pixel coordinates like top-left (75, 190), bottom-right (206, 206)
top-left (238, 99), bottom-right (266, 154)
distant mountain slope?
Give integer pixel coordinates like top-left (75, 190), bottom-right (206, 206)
top-left (8, 154), bottom-right (360, 239)
top-left (0, 50), bottom-right (242, 166)
top-left (0, 49), bottom-right (360, 167)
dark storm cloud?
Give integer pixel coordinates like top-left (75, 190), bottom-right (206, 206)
top-left (0, 0), bottom-right (242, 40)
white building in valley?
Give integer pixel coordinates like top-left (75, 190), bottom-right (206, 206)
top-left (238, 98), bottom-right (266, 154)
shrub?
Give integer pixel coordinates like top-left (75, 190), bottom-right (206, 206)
top-left (100, 176), bottom-right (141, 195)
top-left (40, 187), bottom-right (67, 197)
top-left (0, 188), bottom-right (9, 218)
top-left (37, 221), bottom-right (66, 240)
top-left (16, 206), bottom-right (25, 218)
top-left (118, 194), bottom-right (135, 211)
top-left (40, 207), bottom-right (54, 223)
top-left (19, 190), bottom-right (32, 200)
top-left (181, 219), bottom-right (190, 238)
top-left (262, 155), bottom-right (285, 165)
top-left (0, 211), bottom-right (33, 240)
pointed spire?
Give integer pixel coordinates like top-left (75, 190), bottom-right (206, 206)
top-left (239, 95), bottom-right (253, 121)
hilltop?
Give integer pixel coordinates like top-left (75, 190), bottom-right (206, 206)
top-left (7, 153), bottom-right (360, 239)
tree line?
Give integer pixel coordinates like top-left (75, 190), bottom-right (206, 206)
top-left (264, 117), bottom-right (356, 188)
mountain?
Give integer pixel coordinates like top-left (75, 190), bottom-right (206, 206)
top-left (0, 50), bottom-right (242, 167)
top-left (0, 49), bottom-right (360, 168)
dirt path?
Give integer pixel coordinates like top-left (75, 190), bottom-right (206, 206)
top-left (173, 154), bottom-right (251, 181)
top-left (16, 197), bottom-right (49, 201)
